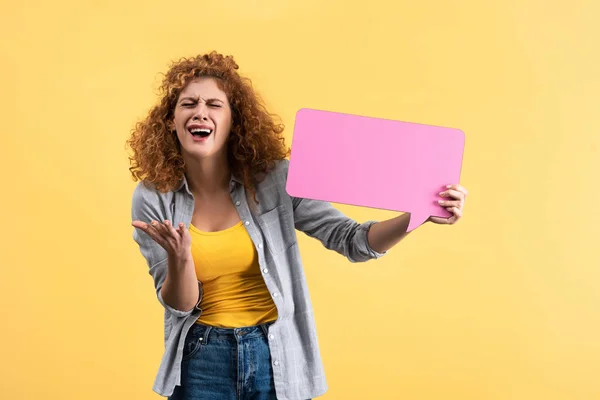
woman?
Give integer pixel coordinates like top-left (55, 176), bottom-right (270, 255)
top-left (127, 51), bottom-right (468, 400)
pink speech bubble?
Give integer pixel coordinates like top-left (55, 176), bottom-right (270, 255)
top-left (285, 108), bottom-right (465, 232)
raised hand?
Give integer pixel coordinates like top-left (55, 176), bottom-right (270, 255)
top-left (132, 219), bottom-right (192, 261)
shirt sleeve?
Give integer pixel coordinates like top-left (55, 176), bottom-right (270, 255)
top-left (280, 159), bottom-right (388, 263)
top-left (131, 182), bottom-right (203, 317)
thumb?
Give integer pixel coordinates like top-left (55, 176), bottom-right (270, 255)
top-left (429, 216), bottom-right (450, 224)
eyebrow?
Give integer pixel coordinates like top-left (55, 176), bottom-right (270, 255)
top-left (178, 96), bottom-right (225, 103)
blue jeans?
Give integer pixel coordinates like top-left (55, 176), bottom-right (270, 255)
top-left (169, 321), bottom-right (310, 400)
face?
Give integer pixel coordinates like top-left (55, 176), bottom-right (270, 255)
top-left (170, 77), bottom-right (233, 162)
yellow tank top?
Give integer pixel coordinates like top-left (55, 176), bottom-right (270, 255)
top-left (189, 221), bottom-right (278, 328)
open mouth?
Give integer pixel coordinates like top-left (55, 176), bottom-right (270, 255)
top-left (189, 128), bottom-right (213, 138)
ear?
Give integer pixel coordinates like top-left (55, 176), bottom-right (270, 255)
top-left (167, 120), bottom-right (176, 132)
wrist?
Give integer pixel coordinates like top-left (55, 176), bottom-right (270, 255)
top-left (168, 251), bottom-right (193, 268)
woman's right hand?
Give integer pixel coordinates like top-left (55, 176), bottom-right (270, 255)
top-left (132, 219), bottom-right (192, 262)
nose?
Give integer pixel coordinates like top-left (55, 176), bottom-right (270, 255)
top-left (193, 104), bottom-right (209, 121)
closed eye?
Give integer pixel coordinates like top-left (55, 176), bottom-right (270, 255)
top-left (180, 103), bottom-right (222, 108)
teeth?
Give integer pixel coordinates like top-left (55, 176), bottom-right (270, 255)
top-left (190, 128), bottom-right (212, 134)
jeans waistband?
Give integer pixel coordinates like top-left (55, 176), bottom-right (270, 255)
top-left (191, 320), bottom-right (275, 344)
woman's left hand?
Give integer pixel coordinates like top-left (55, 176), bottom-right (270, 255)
top-left (427, 184), bottom-right (468, 225)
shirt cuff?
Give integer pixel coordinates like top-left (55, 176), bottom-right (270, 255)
top-left (156, 280), bottom-right (203, 318)
top-left (362, 220), bottom-right (388, 258)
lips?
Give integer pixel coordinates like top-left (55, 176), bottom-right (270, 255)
top-left (187, 124), bottom-right (214, 139)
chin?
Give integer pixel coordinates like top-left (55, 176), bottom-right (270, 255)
top-left (185, 147), bottom-right (224, 160)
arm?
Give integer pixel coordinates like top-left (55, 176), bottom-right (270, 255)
top-left (280, 160), bottom-right (387, 262)
top-left (366, 212), bottom-right (412, 254)
top-left (160, 253), bottom-right (199, 313)
top-left (131, 183), bottom-right (202, 317)
top-left (291, 195), bottom-right (388, 262)
top-left (366, 184), bottom-right (469, 252)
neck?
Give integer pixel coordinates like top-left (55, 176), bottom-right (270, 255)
top-left (183, 153), bottom-right (232, 198)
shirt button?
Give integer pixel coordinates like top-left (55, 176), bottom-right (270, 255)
top-left (235, 201), bottom-right (241, 206)
top-left (268, 334), bottom-right (274, 340)
top-left (273, 360), bottom-right (279, 366)
top-left (258, 243), bottom-right (263, 249)
top-left (272, 292), bottom-right (278, 297)
top-left (244, 221), bottom-right (250, 226)
top-left (263, 268), bottom-right (269, 274)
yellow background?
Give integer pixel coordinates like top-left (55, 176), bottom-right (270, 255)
top-left (1, 0), bottom-right (599, 399)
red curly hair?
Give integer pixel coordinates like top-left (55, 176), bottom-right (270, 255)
top-left (126, 51), bottom-right (290, 205)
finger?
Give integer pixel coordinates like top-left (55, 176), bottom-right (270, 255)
top-left (178, 222), bottom-right (191, 240)
top-left (138, 221), bottom-right (169, 248)
top-left (154, 221), bottom-right (179, 242)
top-left (147, 220), bottom-right (166, 238)
top-left (430, 206), bottom-right (462, 225)
top-left (445, 189), bottom-right (462, 200)
top-left (449, 206), bottom-right (462, 221)
top-left (445, 184), bottom-right (468, 195)
top-left (428, 215), bottom-right (451, 224)
top-left (158, 221), bottom-right (182, 251)
top-left (440, 189), bottom-right (465, 201)
top-left (132, 220), bottom-right (150, 230)
top-left (132, 220), bottom-right (152, 232)
top-left (150, 220), bottom-right (167, 235)
top-left (151, 221), bottom-right (178, 247)
top-left (437, 199), bottom-right (462, 208)
top-left (163, 220), bottom-right (180, 238)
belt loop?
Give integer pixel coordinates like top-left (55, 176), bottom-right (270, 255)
top-left (260, 322), bottom-right (272, 337)
top-left (259, 323), bottom-right (269, 337)
top-left (201, 326), bottom-right (212, 345)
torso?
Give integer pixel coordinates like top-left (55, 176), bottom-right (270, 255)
top-left (191, 191), bottom-right (241, 232)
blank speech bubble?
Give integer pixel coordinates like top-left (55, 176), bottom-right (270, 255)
top-left (285, 108), bottom-right (465, 232)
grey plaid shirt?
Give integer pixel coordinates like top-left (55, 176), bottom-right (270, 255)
top-left (131, 158), bottom-right (387, 399)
